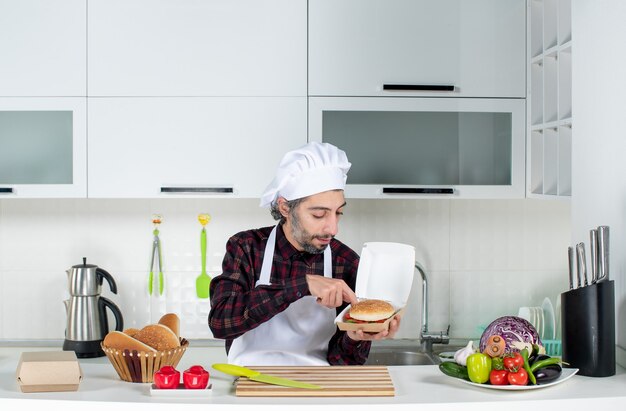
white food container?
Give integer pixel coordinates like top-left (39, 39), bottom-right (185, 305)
top-left (335, 242), bottom-right (415, 332)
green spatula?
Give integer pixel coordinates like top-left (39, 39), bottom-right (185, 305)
top-left (196, 213), bottom-right (212, 298)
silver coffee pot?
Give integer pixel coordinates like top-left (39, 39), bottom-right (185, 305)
top-left (63, 258), bottom-right (123, 358)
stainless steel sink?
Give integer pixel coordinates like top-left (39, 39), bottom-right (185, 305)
top-left (364, 340), bottom-right (466, 366)
top-left (365, 348), bottom-right (439, 366)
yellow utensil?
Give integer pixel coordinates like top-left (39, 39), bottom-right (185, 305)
top-left (196, 213), bottom-right (212, 298)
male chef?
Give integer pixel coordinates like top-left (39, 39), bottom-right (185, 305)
top-left (209, 142), bottom-right (400, 365)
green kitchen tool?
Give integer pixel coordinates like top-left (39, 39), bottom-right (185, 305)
top-left (212, 364), bottom-right (322, 390)
top-left (148, 214), bottom-right (164, 295)
top-left (196, 213), bottom-right (212, 298)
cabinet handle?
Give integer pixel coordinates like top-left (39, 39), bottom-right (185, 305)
top-left (160, 186), bottom-right (234, 194)
top-left (0, 187), bottom-right (14, 194)
top-left (383, 187), bottom-right (454, 195)
top-left (383, 84), bottom-right (455, 92)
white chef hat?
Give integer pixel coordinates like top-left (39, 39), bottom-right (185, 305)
top-left (259, 142), bottom-right (351, 208)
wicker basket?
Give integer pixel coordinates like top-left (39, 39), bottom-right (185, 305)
top-left (101, 338), bottom-right (188, 383)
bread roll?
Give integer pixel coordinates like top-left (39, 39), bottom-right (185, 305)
top-left (103, 331), bottom-right (156, 352)
top-left (349, 299), bottom-right (396, 322)
top-left (134, 324), bottom-right (180, 351)
top-left (122, 328), bottom-right (140, 337)
top-left (158, 313), bottom-right (180, 338)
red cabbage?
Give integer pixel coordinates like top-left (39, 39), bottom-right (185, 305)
top-left (479, 316), bottom-right (542, 354)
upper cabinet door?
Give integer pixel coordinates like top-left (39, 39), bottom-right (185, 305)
top-left (88, 0), bottom-right (307, 97)
top-left (309, 0), bottom-right (526, 98)
top-left (88, 97), bottom-right (307, 198)
top-left (0, 98), bottom-right (87, 198)
top-left (0, 0), bottom-right (86, 96)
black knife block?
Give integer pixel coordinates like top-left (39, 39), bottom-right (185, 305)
top-left (561, 280), bottom-right (615, 377)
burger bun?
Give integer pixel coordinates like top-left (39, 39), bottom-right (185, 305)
top-left (349, 299), bottom-right (396, 322)
top-left (103, 331), bottom-right (157, 352)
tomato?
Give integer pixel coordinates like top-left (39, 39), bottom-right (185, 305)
top-left (503, 352), bottom-right (524, 371)
top-left (466, 353), bottom-right (492, 384)
top-left (507, 368), bottom-right (529, 386)
top-left (489, 369), bottom-right (509, 385)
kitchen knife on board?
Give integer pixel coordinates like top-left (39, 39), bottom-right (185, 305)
top-left (212, 364), bottom-right (322, 390)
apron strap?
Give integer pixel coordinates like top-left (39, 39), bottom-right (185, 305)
top-left (257, 225), bottom-right (332, 287)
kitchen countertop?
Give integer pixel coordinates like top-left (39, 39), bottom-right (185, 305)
top-left (1, 343), bottom-right (625, 411)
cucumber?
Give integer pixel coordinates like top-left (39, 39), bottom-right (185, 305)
top-left (439, 362), bottom-right (470, 380)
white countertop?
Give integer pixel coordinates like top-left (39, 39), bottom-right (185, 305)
top-left (1, 344), bottom-right (625, 411)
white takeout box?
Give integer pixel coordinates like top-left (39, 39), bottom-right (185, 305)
top-left (335, 242), bottom-right (415, 332)
top-left (16, 351), bottom-right (82, 393)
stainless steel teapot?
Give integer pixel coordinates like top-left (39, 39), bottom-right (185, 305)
top-left (63, 258), bottom-right (123, 358)
top-left (66, 257), bottom-right (118, 296)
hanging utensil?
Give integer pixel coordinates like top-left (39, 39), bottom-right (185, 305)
top-left (148, 214), bottom-right (164, 295)
top-left (597, 225), bottom-right (610, 282)
top-left (196, 213), bottom-right (212, 298)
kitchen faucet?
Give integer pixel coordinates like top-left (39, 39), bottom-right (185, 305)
top-left (415, 261), bottom-right (450, 352)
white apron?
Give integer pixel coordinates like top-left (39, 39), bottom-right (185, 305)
top-left (227, 225), bottom-right (337, 366)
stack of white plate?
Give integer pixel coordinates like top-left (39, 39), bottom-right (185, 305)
top-left (541, 297), bottom-right (556, 341)
top-left (518, 299), bottom-right (556, 341)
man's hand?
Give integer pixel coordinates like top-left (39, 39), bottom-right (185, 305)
top-left (305, 274), bottom-right (358, 308)
top-left (347, 315), bottom-right (402, 341)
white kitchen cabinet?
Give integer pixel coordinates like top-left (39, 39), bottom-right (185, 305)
top-left (88, 97), bottom-right (306, 198)
top-left (309, 97), bottom-right (526, 199)
top-left (0, 98), bottom-right (87, 198)
top-left (87, 0), bottom-right (306, 97)
top-left (0, 0), bottom-right (86, 96)
top-left (309, 0), bottom-right (526, 98)
top-left (527, 0), bottom-right (572, 197)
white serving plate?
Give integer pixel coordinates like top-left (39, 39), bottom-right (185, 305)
top-left (454, 368), bottom-right (578, 391)
top-left (149, 383), bottom-right (213, 397)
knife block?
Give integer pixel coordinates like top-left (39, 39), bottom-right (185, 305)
top-left (560, 280), bottom-right (615, 377)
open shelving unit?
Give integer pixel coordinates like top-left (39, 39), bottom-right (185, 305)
top-left (528, 0), bottom-right (572, 198)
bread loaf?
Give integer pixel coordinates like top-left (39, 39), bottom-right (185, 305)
top-left (158, 313), bottom-right (180, 339)
top-left (103, 331), bottom-right (157, 352)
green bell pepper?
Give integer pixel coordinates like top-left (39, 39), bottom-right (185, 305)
top-left (466, 353), bottom-right (492, 384)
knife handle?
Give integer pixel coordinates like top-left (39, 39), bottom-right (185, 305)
top-left (576, 243), bottom-right (586, 287)
top-left (567, 246), bottom-right (575, 290)
top-left (597, 226), bottom-right (610, 281)
top-left (590, 229), bottom-right (598, 284)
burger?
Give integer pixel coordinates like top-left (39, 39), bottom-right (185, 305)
top-left (344, 299), bottom-right (396, 324)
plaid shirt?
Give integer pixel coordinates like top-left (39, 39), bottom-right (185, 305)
top-left (209, 223), bottom-right (370, 365)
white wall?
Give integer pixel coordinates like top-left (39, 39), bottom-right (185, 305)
top-left (0, 198), bottom-right (570, 342)
top-left (572, 0), bottom-right (626, 367)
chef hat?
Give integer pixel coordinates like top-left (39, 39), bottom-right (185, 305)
top-left (259, 142), bottom-right (351, 208)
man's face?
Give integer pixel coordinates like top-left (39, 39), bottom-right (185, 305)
top-left (282, 190), bottom-right (346, 254)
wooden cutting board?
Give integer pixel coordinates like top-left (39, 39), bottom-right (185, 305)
top-left (234, 365), bottom-right (394, 397)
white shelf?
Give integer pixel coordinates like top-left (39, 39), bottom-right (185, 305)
top-left (527, 0), bottom-right (572, 198)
